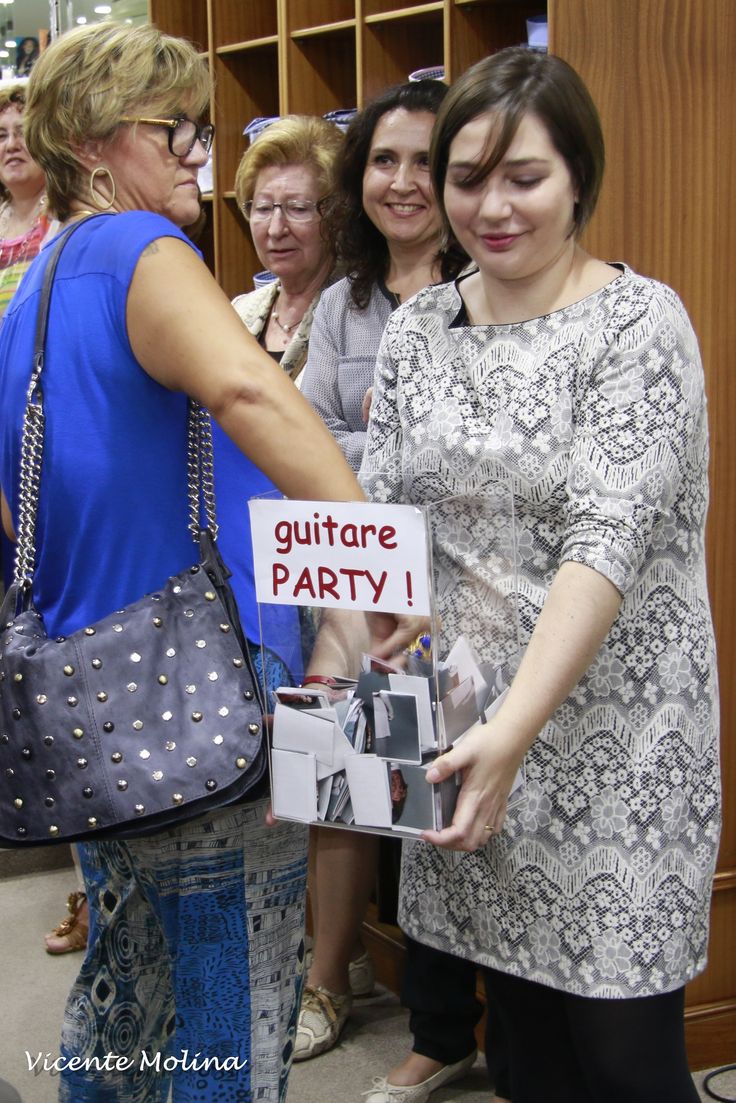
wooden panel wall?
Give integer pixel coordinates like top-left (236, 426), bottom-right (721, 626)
top-left (549, 0), bottom-right (736, 1070)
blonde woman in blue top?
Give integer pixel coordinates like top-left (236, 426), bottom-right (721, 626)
top-left (0, 22), bottom-right (361, 1103)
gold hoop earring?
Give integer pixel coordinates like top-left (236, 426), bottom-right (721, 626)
top-left (89, 166), bottom-right (116, 211)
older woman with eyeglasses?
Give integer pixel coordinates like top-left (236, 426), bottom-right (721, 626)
top-left (233, 115), bottom-right (343, 380)
top-left (0, 22), bottom-right (362, 1103)
top-left (208, 117), bottom-right (344, 705)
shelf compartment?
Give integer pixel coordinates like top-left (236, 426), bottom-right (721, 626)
top-left (216, 36), bottom-right (280, 54)
top-left (188, 204), bottom-right (215, 274)
top-left (149, 0), bottom-right (208, 52)
top-left (362, 9), bottom-right (444, 99)
top-left (283, 26), bottom-right (358, 115)
top-left (215, 194), bottom-right (261, 302)
top-left (450, 0), bottom-right (544, 79)
top-left (290, 19), bottom-right (357, 38)
top-left (210, 0), bottom-right (279, 47)
top-left (211, 44), bottom-right (280, 204)
top-left (285, 0), bottom-right (356, 33)
top-left (453, 0), bottom-right (538, 5)
top-left (363, 1), bottom-right (444, 19)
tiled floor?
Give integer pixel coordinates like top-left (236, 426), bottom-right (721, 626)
top-left (0, 866), bottom-right (732, 1103)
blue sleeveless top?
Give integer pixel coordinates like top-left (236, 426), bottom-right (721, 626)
top-left (0, 211), bottom-right (302, 679)
top-left (211, 426), bottom-right (303, 680)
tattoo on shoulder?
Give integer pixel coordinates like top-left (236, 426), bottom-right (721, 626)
top-left (140, 241), bottom-right (161, 259)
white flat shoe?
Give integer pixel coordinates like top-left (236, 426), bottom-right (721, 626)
top-left (362, 1050), bottom-right (478, 1103)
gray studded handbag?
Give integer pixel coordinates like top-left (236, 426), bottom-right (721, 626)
top-left (0, 217), bottom-right (267, 846)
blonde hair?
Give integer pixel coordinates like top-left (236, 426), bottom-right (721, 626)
top-left (234, 115), bottom-right (344, 211)
top-left (0, 84), bottom-right (30, 202)
top-left (24, 22), bottom-right (209, 220)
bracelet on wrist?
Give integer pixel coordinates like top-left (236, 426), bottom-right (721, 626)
top-left (300, 675), bottom-right (337, 689)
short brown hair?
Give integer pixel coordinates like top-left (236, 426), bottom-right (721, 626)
top-left (234, 115), bottom-right (344, 211)
top-left (23, 22), bottom-right (209, 221)
top-left (430, 48), bottom-right (605, 238)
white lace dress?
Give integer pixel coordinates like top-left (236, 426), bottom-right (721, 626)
top-left (359, 266), bottom-right (721, 997)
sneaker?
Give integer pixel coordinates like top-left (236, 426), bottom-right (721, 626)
top-left (348, 950), bottom-right (375, 997)
top-left (294, 984), bottom-right (353, 1061)
top-left (361, 1050), bottom-right (478, 1103)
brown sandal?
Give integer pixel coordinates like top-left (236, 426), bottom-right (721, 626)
top-left (44, 891), bottom-right (89, 955)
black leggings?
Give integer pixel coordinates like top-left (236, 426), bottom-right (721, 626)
top-left (402, 937), bottom-right (511, 1098)
top-left (484, 967), bottom-right (699, 1103)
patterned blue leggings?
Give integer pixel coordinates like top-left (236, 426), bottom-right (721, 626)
top-left (59, 801), bottom-right (308, 1102)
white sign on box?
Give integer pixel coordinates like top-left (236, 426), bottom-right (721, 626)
top-left (249, 499), bottom-right (431, 614)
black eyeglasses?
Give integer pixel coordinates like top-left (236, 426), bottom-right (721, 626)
top-left (120, 115), bottom-right (215, 158)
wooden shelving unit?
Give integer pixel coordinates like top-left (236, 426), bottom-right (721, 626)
top-left (148, 0), bottom-right (735, 1072)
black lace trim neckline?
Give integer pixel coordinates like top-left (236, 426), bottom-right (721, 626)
top-left (448, 263), bottom-right (626, 329)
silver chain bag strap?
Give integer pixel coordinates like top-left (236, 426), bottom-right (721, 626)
top-left (0, 216), bottom-right (267, 846)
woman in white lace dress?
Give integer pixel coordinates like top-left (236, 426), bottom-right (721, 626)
top-left (360, 47), bottom-right (720, 1103)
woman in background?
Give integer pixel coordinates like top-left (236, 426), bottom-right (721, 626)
top-left (302, 80), bottom-right (464, 468)
top-left (361, 47), bottom-right (719, 1103)
top-left (0, 84), bottom-right (57, 317)
top-left (300, 82), bottom-right (509, 1103)
top-left (213, 115), bottom-right (344, 694)
top-left (0, 82), bottom-right (80, 957)
top-left (14, 37), bottom-right (40, 79)
top-left (231, 114), bottom-right (343, 380)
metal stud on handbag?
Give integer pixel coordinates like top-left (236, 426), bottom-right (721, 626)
top-left (0, 218), bottom-right (267, 846)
